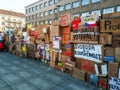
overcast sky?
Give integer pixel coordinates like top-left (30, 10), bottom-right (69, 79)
top-left (0, 0), bottom-right (38, 14)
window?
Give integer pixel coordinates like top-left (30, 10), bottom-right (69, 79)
top-left (32, 15), bottom-right (34, 19)
top-left (103, 7), bottom-right (114, 14)
top-left (1, 22), bottom-right (5, 25)
top-left (49, 0), bottom-right (53, 6)
top-left (59, 6), bottom-right (64, 11)
top-left (92, 0), bottom-right (100, 3)
top-left (44, 2), bottom-right (48, 7)
top-left (82, 0), bottom-right (89, 6)
top-left (40, 4), bottom-right (43, 9)
top-left (92, 10), bottom-right (101, 16)
top-left (36, 13), bottom-right (39, 18)
top-left (65, 3), bottom-right (71, 10)
top-left (40, 12), bottom-right (44, 17)
top-left (35, 5), bottom-right (39, 10)
top-left (54, 8), bottom-right (57, 13)
top-left (73, 13), bottom-right (80, 17)
top-left (45, 21), bottom-right (48, 24)
top-left (1, 17), bottom-right (5, 19)
top-left (45, 11), bottom-right (48, 16)
top-left (82, 12), bottom-right (89, 16)
top-left (49, 20), bottom-right (52, 24)
top-left (49, 10), bottom-right (53, 15)
top-left (26, 10), bottom-right (28, 14)
top-left (73, 1), bottom-right (80, 8)
top-left (29, 8), bottom-right (32, 13)
top-left (32, 7), bottom-right (35, 11)
top-left (117, 6), bottom-right (120, 12)
top-left (54, 0), bottom-right (58, 4)
top-left (29, 16), bottom-right (31, 20)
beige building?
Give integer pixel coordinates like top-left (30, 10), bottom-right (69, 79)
top-left (25, 0), bottom-right (120, 26)
top-left (0, 9), bottom-right (25, 32)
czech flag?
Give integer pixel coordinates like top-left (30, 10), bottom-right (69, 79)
top-left (85, 21), bottom-right (98, 27)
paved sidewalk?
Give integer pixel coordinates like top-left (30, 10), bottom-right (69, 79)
top-left (0, 52), bottom-right (99, 90)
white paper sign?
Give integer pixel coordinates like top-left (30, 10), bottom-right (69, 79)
top-left (45, 44), bottom-right (49, 51)
top-left (53, 41), bottom-right (60, 49)
top-left (43, 27), bottom-right (47, 33)
top-left (109, 77), bottom-right (120, 90)
top-left (74, 44), bottom-right (102, 62)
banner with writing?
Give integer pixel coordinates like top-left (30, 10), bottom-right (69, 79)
top-left (109, 77), bottom-right (120, 90)
top-left (74, 44), bottom-right (103, 62)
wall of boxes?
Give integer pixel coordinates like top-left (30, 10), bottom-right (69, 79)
top-left (5, 12), bottom-right (120, 90)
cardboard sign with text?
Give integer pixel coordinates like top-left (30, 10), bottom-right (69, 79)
top-left (74, 44), bottom-right (104, 63)
top-left (100, 18), bottom-right (120, 33)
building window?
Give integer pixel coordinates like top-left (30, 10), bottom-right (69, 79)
top-left (82, 0), bottom-right (89, 6)
top-left (73, 13), bottom-right (80, 17)
top-left (26, 10), bottom-right (28, 14)
top-left (49, 10), bottom-right (53, 15)
top-left (54, 0), bottom-right (58, 4)
top-left (117, 6), bottom-right (120, 12)
top-left (44, 2), bottom-right (48, 7)
top-left (65, 3), bottom-right (71, 10)
top-left (40, 4), bottom-right (44, 9)
top-left (45, 21), bottom-right (48, 24)
top-left (1, 22), bottom-right (5, 25)
top-left (49, 0), bottom-right (53, 6)
top-left (54, 8), bottom-right (57, 13)
top-left (82, 12), bottom-right (89, 16)
top-left (40, 12), bottom-right (44, 17)
top-left (32, 15), bottom-right (34, 19)
top-left (59, 6), bottom-right (64, 11)
top-left (45, 11), bottom-right (48, 16)
top-left (92, 0), bottom-right (100, 3)
top-left (73, 1), bottom-right (80, 8)
top-left (35, 5), bottom-right (39, 10)
top-left (36, 13), bottom-right (39, 18)
top-left (49, 20), bottom-right (52, 24)
top-left (29, 16), bottom-right (31, 20)
top-left (103, 7), bottom-right (114, 14)
top-left (29, 8), bottom-right (31, 13)
top-left (32, 7), bottom-right (35, 12)
top-left (1, 17), bottom-right (5, 19)
top-left (92, 10), bottom-right (101, 16)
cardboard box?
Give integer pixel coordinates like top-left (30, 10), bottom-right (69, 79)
top-left (73, 68), bottom-right (86, 81)
top-left (99, 77), bottom-right (108, 90)
top-left (115, 47), bottom-right (120, 62)
top-left (51, 21), bottom-right (60, 26)
top-left (86, 72), bottom-right (91, 83)
top-left (75, 58), bottom-right (81, 69)
top-left (81, 59), bottom-right (95, 73)
top-left (112, 33), bottom-right (120, 47)
top-left (100, 18), bottom-right (120, 33)
top-left (108, 62), bottom-right (119, 78)
top-left (105, 46), bottom-right (115, 56)
top-left (99, 34), bottom-right (112, 45)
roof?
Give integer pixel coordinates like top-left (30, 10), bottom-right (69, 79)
top-left (0, 9), bottom-right (25, 17)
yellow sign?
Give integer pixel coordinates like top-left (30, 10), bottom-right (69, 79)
top-left (27, 23), bottom-right (33, 30)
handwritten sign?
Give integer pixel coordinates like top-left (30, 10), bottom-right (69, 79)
top-left (109, 77), bottom-right (120, 90)
top-left (74, 44), bottom-right (103, 62)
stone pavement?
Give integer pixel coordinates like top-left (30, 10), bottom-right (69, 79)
top-left (0, 52), bottom-right (99, 90)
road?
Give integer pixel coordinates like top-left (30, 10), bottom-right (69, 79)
top-left (0, 52), bottom-right (99, 90)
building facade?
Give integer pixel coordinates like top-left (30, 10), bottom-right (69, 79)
top-left (0, 9), bottom-right (25, 32)
top-left (25, 0), bottom-right (120, 26)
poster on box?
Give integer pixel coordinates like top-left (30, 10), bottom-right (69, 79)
top-left (109, 77), bottom-right (120, 90)
top-left (45, 44), bottom-right (49, 51)
top-left (53, 41), bottom-right (60, 49)
top-left (81, 14), bottom-right (99, 27)
top-left (74, 44), bottom-right (103, 62)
